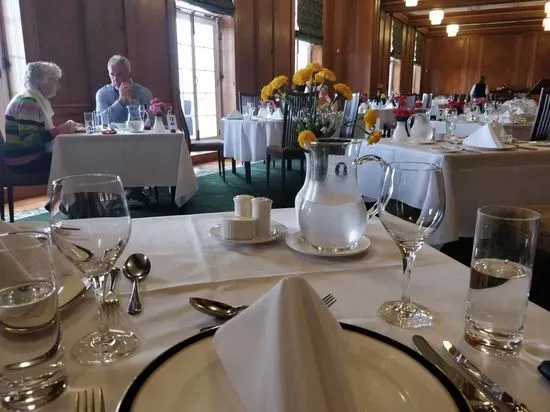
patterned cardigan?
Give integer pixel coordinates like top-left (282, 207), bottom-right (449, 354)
top-left (4, 94), bottom-right (59, 166)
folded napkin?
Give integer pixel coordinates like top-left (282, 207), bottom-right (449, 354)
top-left (463, 122), bottom-right (505, 149)
top-left (226, 110), bottom-right (244, 120)
top-left (270, 107), bottom-right (283, 120)
top-left (257, 107), bottom-right (269, 118)
top-left (0, 221), bottom-right (78, 283)
top-left (213, 276), bottom-right (357, 412)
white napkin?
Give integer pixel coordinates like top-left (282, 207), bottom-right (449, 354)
top-left (0, 221), bottom-right (78, 282)
top-left (463, 122), bottom-right (505, 148)
top-left (226, 110), bottom-right (244, 120)
top-left (270, 107), bottom-right (283, 120)
top-left (213, 276), bottom-right (357, 412)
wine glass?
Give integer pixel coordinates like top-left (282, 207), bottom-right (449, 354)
top-left (49, 174), bottom-right (137, 365)
top-left (377, 162), bottom-right (446, 328)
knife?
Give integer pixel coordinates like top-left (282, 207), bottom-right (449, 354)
top-left (443, 341), bottom-right (531, 412)
top-left (413, 335), bottom-right (509, 411)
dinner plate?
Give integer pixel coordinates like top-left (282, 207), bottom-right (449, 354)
top-left (528, 141), bottom-right (550, 147)
top-left (117, 324), bottom-right (470, 412)
top-left (285, 231), bottom-right (371, 257)
top-left (462, 144), bottom-right (516, 152)
top-left (209, 222), bottom-right (287, 245)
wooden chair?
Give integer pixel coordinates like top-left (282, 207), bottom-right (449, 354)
top-left (183, 117), bottom-right (226, 181)
top-left (338, 92), bottom-right (360, 139)
top-left (531, 87), bottom-right (550, 141)
top-left (0, 135), bottom-right (50, 222)
top-left (238, 93), bottom-right (260, 116)
top-left (266, 92), bottom-right (316, 192)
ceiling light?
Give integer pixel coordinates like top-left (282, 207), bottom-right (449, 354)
top-left (405, 0), bottom-right (418, 7)
top-left (446, 24), bottom-right (459, 37)
top-left (429, 9), bottom-right (445, 25)
top-left (546, 2), bottom-right (550, 15)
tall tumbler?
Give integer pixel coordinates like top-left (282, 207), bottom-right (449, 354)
top-left (0, 232), bottom-right (67, 410)
top-left (464, 205), bottom-right (540, 356)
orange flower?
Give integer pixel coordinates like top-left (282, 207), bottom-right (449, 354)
top-left (269, 75), bottom-right (288, 91)
top-left (314, 68), bottom-right (336, 84)
top-left (297, 130), bottom-right (317, 149)
top-left (306, 62), bottom-right (322, 73)
top-left (333, 83), bottom-right (352, 100)
top-left (368, 130), bottom-right (382, 145)
top-left (293, 69), bottom-right (312, 86)
top-left (363, 109), bottom-right (377, 128)
top-left (261, 85), bottom-right (272, 102)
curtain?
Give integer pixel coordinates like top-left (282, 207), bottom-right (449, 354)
top-left (184, 0), bottom-right (235, 16)
top-left (414, 31), bottom-right (423, 65)
top-left (391, 18), bottom-right (403, 59)
top-left (296, 0), bottom-right (323, 45)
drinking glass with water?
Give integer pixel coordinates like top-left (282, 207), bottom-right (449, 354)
top-left (83, 111), bottom-right (95, 134)
top-left (0, 232), bottom-right (67, 411)
top-left (464, 205), bottom-right (540, 356)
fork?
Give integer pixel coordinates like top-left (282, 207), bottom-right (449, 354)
top-left (103, 268), bottom-right (121, 306)
top-left (199, 293), bottom-right (337, 333)
top-left (74, 387), bottom-right (105, 412)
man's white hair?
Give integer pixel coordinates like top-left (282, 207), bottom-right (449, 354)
top-left (24, 61), bottom-right (62, 90)
top-left (108, 55), bottom-right (131, 72)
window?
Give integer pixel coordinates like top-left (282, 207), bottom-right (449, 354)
top-left (176, 5), bottom-right (221, 140)
top-left (412, 31), bottom-right (422, 94)
top-left (295, 39), bottom-right (312, 71)
top-left (412, 64), bottom-right (421, 95)
top-left (388, 57), bottom-right (401, 95)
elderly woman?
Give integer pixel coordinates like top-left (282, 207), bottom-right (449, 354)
top-left (4, 61), bottom-right (77, 173)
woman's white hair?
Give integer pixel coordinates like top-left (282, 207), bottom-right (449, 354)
top-left (107, 55), bottom-right (131, 72)
top-left (24, 61), bottom-right (62, 90)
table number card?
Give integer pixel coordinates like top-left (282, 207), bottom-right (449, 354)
top-left (166, 114), bottom-right (178, 133)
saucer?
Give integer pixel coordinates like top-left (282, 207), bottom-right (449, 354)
top-left (209, 221), bottom-right (287, 245)
top-left (285, 232), bottom-right (371, 257)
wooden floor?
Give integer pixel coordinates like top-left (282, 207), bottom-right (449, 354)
top-left (10, 159), bottom-right (228, 215)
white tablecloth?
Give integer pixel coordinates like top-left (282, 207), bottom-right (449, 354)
top-left (431, 120), bottom-right (482, 137)
top-left (18, 209), bottom-right (549, 411)
top-left (222, 118), bottom-right (284, 162)
top-left (360, 140), bottom-right (550, 244)
top-left (49, 131), bottom-right (198, 207)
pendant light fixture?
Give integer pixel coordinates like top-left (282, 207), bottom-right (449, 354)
top-left (429, 9), bottom-right (445, 25)
top-left (446, 24), bottom-right (459, 37)
top-left (405, 0), bottom-right (418, 7)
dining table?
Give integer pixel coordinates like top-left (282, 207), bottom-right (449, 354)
top-left (49, 130), bottom-right (198, 207)
top-left (15, 208), bottom-right (550, 411)
top-left (222, 117), bottom-right (284, 183)
top-left (359, 139), bottom-right (550, 245)
top-left (431, 120), bottom-right (534, 141)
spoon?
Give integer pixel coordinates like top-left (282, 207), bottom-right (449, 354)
top-left (123, 253), bottom-right (151, 315)
top-left (189, 297), bottom-right (248, 320)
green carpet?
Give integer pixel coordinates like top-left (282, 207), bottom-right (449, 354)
top-left (19, 161), bottom-right (305, 221)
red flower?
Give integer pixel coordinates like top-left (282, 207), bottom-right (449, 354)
top-left (394, 108), bottom-right (413, 119)
top-left (395, 95), bottom-right (407, 107)
top-left (414, 100), bottom-right (423, 108)
top-left (149, 98), bottom-right (173, 116)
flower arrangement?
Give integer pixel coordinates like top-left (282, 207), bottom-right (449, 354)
top-left (392, 95), bottom-right (413, 121)
top-left (374, 83), bottom-right (387, 103)
top-left (149, 98), bottom-right (173, 117)
top-left (444, 100), bottom-right (465, 109)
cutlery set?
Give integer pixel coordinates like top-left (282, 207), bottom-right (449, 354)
top-left (413, 335), bottom-right (532, 411)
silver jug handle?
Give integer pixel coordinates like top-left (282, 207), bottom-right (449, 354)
top-left (356, 154), bottom-right (389, 220)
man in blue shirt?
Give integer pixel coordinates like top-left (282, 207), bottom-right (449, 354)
top-left (96, 55), bottom-right (153, 124)
top-left (96, 55), bottom-right (153, 204)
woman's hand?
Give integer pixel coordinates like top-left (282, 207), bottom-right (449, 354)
top-left (56, 120), bottom-right (79, 134)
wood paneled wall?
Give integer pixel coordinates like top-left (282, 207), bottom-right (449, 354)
top-left (19, 0), bottom-right (175, 124)
top-left (421, 32), bottom-right (550, 95)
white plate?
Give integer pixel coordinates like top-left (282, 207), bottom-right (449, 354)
top-left (209, 222), bottom-right (287, 245)
top-left (463, 144), bottom-right (516, 152)
top-left (117, 324), bottom-right (469, 411)
top-left (285, 231), bottom-right (371, 257)
top-left (528, 141), bottom-right (550, 147)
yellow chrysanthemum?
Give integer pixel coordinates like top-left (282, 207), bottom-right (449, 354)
top-left (261, 85), bottom-right (272, 103)
top-left (297, 130), bottom-right (317, 149)
top-left (269, 75), bottom-right (288, 91)
top-left (293, 69), bottom-right (308, 86)
top-left (333, 83), bottom-right (352, 101)
top-left (363, 109), bottom-right (377, 129)
top-left (306, 62), bottom-right (322, 73)
top-left (314, 68), bottom-right (336, 84)
top-left (367, 130), bottom-right (382, 145)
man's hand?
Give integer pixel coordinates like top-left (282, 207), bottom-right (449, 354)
top-left (118, 81), bottom-right (135, 103)
top-left (56, 120), bottom-right (79, 134)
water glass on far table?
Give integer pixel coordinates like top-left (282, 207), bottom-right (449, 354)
top-left (0, 232), bottom-right (67, 411)
top-left (84, 112), bottom-right (95, 133)
top-left (464, 205), bottom-right (540, 356)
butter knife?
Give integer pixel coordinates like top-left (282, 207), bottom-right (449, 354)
top-left (413, 335), bottom-right (507, 411)
top-left (443, 340), bottom-right (531, 412)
